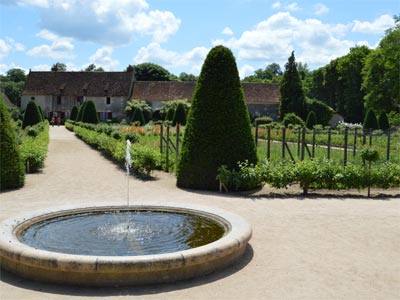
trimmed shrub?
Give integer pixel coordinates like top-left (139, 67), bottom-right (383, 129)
top-left (81, 100), bottom-right (99, 124)
top-left (282, 112), bottom-right (305, 127)
top-left (305, 111), bottom-right (317, 129)
top-left (378, 111), bottom-right (390, 131)
top-left (177, 45), bottom-right (257, 190)
top-left (255, 116), bottom-right (273, 126)
top-left (363, 108), bottom-right (378, 131)
top-left (70, 106), bottom-right (78, 121)
top-left (0, 96), bottom-right (24, 190)
top-left (172, 102), bottom-right (187, 126)
top-left (76, 101), bottom-right (88, 122)
top-left (22, 100), bottom-right (42, 129)
top-left (131, 108), bottom-right (145, 126)
top-left (37, 106), bottom-right (44, 121)
top-left (306, 98), bottom-right (333, 126)
top-left (165, 108), bottom-right (175, 122)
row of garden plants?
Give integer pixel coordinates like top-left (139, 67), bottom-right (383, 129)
top-left (65, 121), bottom-right (162, 177)
top-left (216, 155), bottom-right (400, 196)
top-left (1, 97), bottom-right (50, 190)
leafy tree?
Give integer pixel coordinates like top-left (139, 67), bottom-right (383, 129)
top-left (22, 100), bottom-right (42, 128)
top-left (179, 72), bottom-right (197, 81)
top-left (0, 96), bottom-right (24, 190)
top-left (309, 68), bottom-right (327, 102)
top-left (70, 106), bottom-right (78, 121)
top-left (83, 64), bottom-right (104, 72)
top-left (160, 99), bottom-right (190, 117)
top-left (306, 98), bottom-right (334, 126)
top-left (363, 108), bottom-right (379, 131)
top-left (177, 45), bottom-right (257, 190)
top-left (164, 108), bottom-right (175, 122)
top-left (324, 59), bottom-right (344, 113)
top-left (6, 68), bottom-right (26, 82)
top-left (172, 102), bottom-right (187, 126)
top-left (0, 81), bottom-right (24, 106)
top-left (81, 100), bottom-right (99, 124)
top-left (378, 111), bottom-right (390, 131)
top-left (282, 112), bottom-right (305, 127)
top-left (125, 99), bottom-right (152, 121)
top-left (305, 111), bottom-right (317, 129)
top-left (279, 51), bottom-right (307, 119)
top-left (242, 63), bottom-right (283, 83)
top-left (51, 62), bottom-right (67, 72)
top-left (129, 63), bottom-right (172, 81)
top-left (362, 17), bottom-right (400, 113)
top-left (130, 108), bottom-right (145, 125)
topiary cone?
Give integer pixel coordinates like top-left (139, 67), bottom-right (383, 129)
top-left (176, 45), bottom-right (257, 190)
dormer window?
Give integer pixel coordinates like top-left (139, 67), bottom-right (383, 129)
top-left (106, 97), bottom-right (111, 105)
top-left (57, 95), bottom-right (62, 105)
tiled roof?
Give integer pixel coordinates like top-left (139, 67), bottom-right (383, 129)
top-left (131, 81), bottom-right (279, 104)
top-left (23, 71), bottom-right (134, 97)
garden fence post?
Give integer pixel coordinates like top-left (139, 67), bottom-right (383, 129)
top-left (282, 127), bottom-right (286, 159)
top-left (166, 125), bottom-right (170, 172)
top-left (301, 127), bottom-right (306, 161)
top-left (160, 124), bottom-right (163, 154)
top-left (297, 127), bottom-right (301, 157)
top-left (267, 126), bottom-right (271, 161)
top-left (255, 124), bottom-right (259, 147)
top-left (312, 128), bottom-right (316, 158)
top-left (386, 130), bottom-right (391, 161)
top-left (343, 127), bottom-right (348, 167)
top-left (369, 129), bottom-right (372, 146)
top-left (176, 124), bottom-right (180, 161)
top-left (327, 128), bottom-right (331, 160)
top-left (353, 128), bottom-right (357, 157)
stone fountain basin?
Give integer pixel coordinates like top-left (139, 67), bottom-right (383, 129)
top-left (0, 202), bottom-right (252, 286)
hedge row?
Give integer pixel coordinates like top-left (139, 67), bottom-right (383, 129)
top-left (217, 159), bottom-right (400, 195)
top-left (66, 121), bottom-right (161, 177)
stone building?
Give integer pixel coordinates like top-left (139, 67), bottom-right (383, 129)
top-left (21, 71), bottom-right (280, 121)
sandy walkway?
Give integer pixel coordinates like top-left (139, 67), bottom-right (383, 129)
top-left (1, 126), bottom-right (399, 300)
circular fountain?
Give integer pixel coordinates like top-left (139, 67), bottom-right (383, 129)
top-left (0, 203), bottom-right (252, 286)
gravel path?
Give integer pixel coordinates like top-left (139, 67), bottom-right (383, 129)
top-left (1, 126), bottom-right (399, 300)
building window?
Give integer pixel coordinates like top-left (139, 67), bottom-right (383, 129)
top-left (77, 96), bottom-right (84, 104)
top-left (106, 97), bottom-right (111, 105)
top-left (57, 95), bottom-right (62, 105)
top-left (31, 96), bottom-right (35, 100)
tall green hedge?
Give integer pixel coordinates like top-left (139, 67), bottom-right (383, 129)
top-left (131, 108), bottom-right (145, 126)
top-left (363, 108), bottom-right (378, 130)
top-left (305, 111), bottom-right (317, 129)
top-left (22, 100), bottom-right (42, 129)
top-left (0, 96), bottom-right (24, 190)
top-left (176, 45), bottom-right (257, 190)
top-left (378, 111), bottom-right (390, 131)
top-left (81, 100), bottom-right (99, 124)
top-left (70, 106), bottom-right (78, 121)
top-left (306, 98), bottom-right (333, 126)
top-left (76, 101), bottom-right (88, 122)
top-left (173, 102), bottom-right (187, 126)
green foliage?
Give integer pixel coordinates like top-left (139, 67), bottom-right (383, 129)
top-left (279, 51), bottom-right (307, 119)
top-left (70, 106), bottom-right (78, 121)
top-left (125, 99), bottom-right (152, 121)
top-left (242, 63), bottom-right (282, 83)
top-left (76, 101), bottom-right (87, 122)
top-left (81, 100), bottom-right (99, 124)
top-left (172, 102), bottom-right (187, 126)
top-left (387, 111), bottom-right (400, 127)
top-left (132, 145), bottom-right (162, 178)
top-left (37, 106), bottom-right (44, 121)
top-left (177, 45), bottom-right (258, 190)
top-left (83, 64), bottom-right (104, 72)
top-left (131, 108), bottom-right (145, 126)
top-left (282, 113), bottom-right (305, 127)
top-left (305, 111), bottom-right (317, 129)
top-left (6, 68), bottom-right (26, 82)
top-left (165, 108), bottom-right (175, 122)
top-left (0, 96), bottom-right (25, 190)
top-left (160, 99), bottom-right (190, 116)
top-left (0, 81), bottom-right (25, 106)
top-left (363, 108), bottom-right (379, 130)
top-left (255, 116), bottom-right (273, 125)
top-left (378, 111), bottom-right (390, 131)
top-left (132, 63), bottom-right (173, 81)
top-left (179, 72), bottom-right (197, 81)
top-left (51, 62), bottom-right (67, 72)
top-left (22, 100), bottom-right (42, 129)
top-left (361, 148), bottom-right (379, 162)
top-left (306, 98), bottom-right (333, 126)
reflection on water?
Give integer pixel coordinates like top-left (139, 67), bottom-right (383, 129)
top-left (20, 211), bottom-right (225, 256)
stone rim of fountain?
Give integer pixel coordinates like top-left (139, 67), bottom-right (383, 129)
top-left (0, 202), bottom-right (252, 286)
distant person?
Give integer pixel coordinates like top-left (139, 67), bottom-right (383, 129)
top-left (51, 116), bottom-right (55, 127)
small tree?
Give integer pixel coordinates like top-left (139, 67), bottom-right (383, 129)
top-left (172, 102), bottom-right (187, 126)
top-left (305, 111), bottom-right (317, 129)
top-left (37, 106), bottom-right (44, 121)
top-left (165, 108), bottom-right (175, 123)
top-left (70, 106), bottom-right (78, 121)
top-left (0, 96), bottom-right (24, 190)
top-left (378, 111), bottom-right (390, 131)
top-left (81, 100), bottom-right (99, 124)
top-left (131, 108), bottom-right (145, 126)
top-left (283, 112), bottom-right (305, 127)
top-left (125, 99), bottom-right (152, 122)
top-left (76, 101), bottom-right (88, 122)
top-left (363, 108), bottom-right (379, 131)
top-left (22, 100), bottom-right (42, 128)
top-left (177, 45), bottom-right (257, 190)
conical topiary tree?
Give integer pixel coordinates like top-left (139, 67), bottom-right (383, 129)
top-left (165, 108), bottom-right (175, 123)
top-left (172, 102), bottom-right (187, 126)
top-left (81, 100), bottom-right (99, 124)
top-left (378, 111), bottom-right (390, 131)
top-left (363, 108), bottom-right (378, 131)
top-left (305, 111), bottom-right (317, 129)
top-left (70, 106), bottom-right (78, 121)
top-left (0, 96), bottom-right (25, 190)
top-left (76, 101), bottom-right (87, 122)
top-left (176, 45), bottom-right (257, 190)
top-left (22, 100), bottom-right (42, 129)
top-left (131, 108), bottom-right (145, 126)
top-left (37, 106), bottom-right (44, 121)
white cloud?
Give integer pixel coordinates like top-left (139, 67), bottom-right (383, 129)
top-left (272, 1), bottom-right (281, 9)
top-left (0, 40), bottom-right (11, 60)
top-left (27, 29), bottom-right (75, 59)
top-left (314, 3), bottom-right (329, 15)
top-left (134, 42), bottom-right (208, 74)
top-left (214, 12), bottom-right (354, 69)
top-left (0, 38), bottom-right (25, 60)
top-left (222, 27), bottom-right (234, 36)
top-left (87, 46), bottom-right (119, 70)
top-left (352, 14), bottom-right (394, 34)
top-left (285, 2), bottom-right (299, 11)
top-left (31, 64), bottom-right (51, 71)
top-left (10, 0), bottom-right (180, 45)
top-left (239, 64), bottom-right (255, 79)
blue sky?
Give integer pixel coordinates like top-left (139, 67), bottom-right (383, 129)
top-left (0, 0), bottom-right (398, 77)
